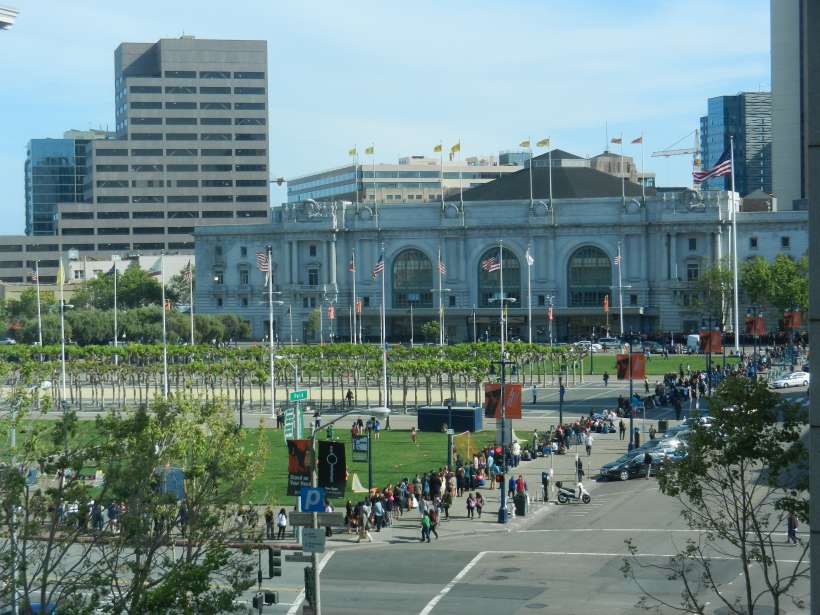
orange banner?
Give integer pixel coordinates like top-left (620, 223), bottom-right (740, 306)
top-left (699, 331), bottom-right (722, 353)
top-left (483, 383), bottom-right (522, 419)
top-left (615, 353), bottom-right (646, 380)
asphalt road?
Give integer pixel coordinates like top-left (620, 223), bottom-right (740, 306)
top-left (279, 478), bottom-right (808, 615)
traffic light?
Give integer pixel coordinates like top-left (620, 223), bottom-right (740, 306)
top-left (268, 548), bottom-right (282, 578)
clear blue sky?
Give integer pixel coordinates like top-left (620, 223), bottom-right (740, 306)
top-left (0, 0), bottom-right (770, 235)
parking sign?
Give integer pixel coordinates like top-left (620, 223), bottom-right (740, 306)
top-left (300, 486), bottom-right (325, 513)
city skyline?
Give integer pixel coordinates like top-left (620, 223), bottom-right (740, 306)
top-left (0, 0), bottom-right (771, 234)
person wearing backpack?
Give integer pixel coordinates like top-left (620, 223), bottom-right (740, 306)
top-left (420, 510), bottom-right (432, 543)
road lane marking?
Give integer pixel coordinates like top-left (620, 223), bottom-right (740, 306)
top-left (417, 551), bottom-right (486, 615)
top-left (286, 550), bottom-right (336, 615)
top-left (495, 550), bottom-right (802, 563)
top-left (519, 528), bottom-right (789, 536)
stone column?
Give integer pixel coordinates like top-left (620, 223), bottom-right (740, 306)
top-left (669, 232), bottom-right (678, 281)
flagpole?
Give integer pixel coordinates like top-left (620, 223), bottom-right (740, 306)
top-left (528, 252), bottom-right (533, 344)
top-left (353, 147), bottom-right (359, 208)
top-left (348, 306), bottom-right (353, 343)
top-left (351, 248), bottom-right (357, 344)
top-left (267, 245), bottom-right (276, 421)
top-left (730, 135), bottom-right (740, 352)
top-left (620, 133), bottom-right (625, 206)
top-left (640, 132), bottom-right (646, 203)
top-left (617, 242), bottom-right (624, 337)
top-left (457, 140), bottom-right (463, 207)
top-left (188, 262), bottom-right (194, 346)
top-left (113, 261), bottom-right (118, 366)
top-left (499, 240), bottom-right (505, 352)
top-left (439, 143), bottom-right (444, 208)
top-left (380, 244), bottom-right (388, 408)
top-left (548, 145), bottom-right (553, 208)
top-left (35, 261), bottom-right (43, 348)
top-left (59, 259), bottom-right (67, 407)
top-left (438, 246), bottom-right (444, 347)
top-left (372, 145), bottom-right (378, 228)
top-left (160, 250), bottom-right (168, 400)
top-left (528, 138), bottom-right (533, 208)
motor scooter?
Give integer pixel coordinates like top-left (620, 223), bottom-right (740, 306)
top-left (555, 481), bottom-right (591, 504)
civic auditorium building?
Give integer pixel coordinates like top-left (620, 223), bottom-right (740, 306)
top-left (194, 154), bottom-right (807, 343)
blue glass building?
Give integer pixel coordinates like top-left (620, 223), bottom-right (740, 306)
top-left (699, 92), bottom-right (772, 196)
top-left (24, 139), bottom-right (86, 235)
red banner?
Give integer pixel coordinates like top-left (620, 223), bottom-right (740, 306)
top-left (615, 353), bottom-right (646, 380)
top-left (699, 331), bottom-right (722, 353)
top-left (327, 305), bottom-right (335, 320)
top-left (603, 295), bottom-right (609, 313)
top-left (745, 316), bottom-right (765, 336)
top-left (483, 383), bottom-right (522, 419)
top-left (355, 299), bottom-right (362, 314)
top-left (784, 311), bottom-right (801, 330)
top-left (547, 306), bottom-right (553, 321)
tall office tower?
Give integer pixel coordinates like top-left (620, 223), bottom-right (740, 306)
top-left (699, 92), bottom-right (772, 197)
top-left (58, 37), bottom-right (269, 253)
top-left (24, 130), bottom-right (110, 235)
top-left (771, 0), bottom-right (808, 210)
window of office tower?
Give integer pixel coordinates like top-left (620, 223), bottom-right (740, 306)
top-left (568, 246), bottom-right (611, 307)
top-left (392, 249), bottom-right (433, 308)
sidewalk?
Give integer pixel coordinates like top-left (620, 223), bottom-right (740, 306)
top-left (322, 427), bottom-right (633, 546)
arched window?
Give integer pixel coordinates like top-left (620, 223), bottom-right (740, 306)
top-left (568, 246), bottom-right (611, 307)
top-left (392, 249), bottom-right (433, 307)
top-left (477, 247), bottom-right (521, 308)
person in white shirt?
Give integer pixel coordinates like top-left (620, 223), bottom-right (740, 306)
top-left (584, 432), bottom-right (593, 456)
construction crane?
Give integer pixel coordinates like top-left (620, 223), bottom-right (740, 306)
top-left (652, 129), bottom-right (701, 170)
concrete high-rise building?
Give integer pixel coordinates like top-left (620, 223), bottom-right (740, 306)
top-left (24, 130), bottom-right (111, 235)
top-left (699, 92), bottom-right (772, 197)
top-left (3, 37), bottom-right (270, 284)
top-left (58, 37), bottom-right (270, 252)
top-left (772, 0), bottom-right (808, 210)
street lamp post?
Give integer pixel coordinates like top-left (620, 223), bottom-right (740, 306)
top-left (490, 354), bottom-right (516, 523)
top-left (430, 287), bottom-right (452, 347)
top-left (472, 304), bottom-right (477, 343)
top-left (626, 340), bottom-right (635, 450)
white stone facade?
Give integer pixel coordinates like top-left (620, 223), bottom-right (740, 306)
top-left (194, 191), bottom-right (807, 342)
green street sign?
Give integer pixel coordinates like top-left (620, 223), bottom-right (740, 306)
top-left (289, 389), bottom-right (309, 402)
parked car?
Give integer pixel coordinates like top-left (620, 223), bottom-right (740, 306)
top-left (643, 341), bottom-right (664, 354)
top-left (600, 451), bottom-right (666, 481)
top-left (0, 338), bottom-right (16, 345)
top-left (575, 340), bottom-right (603, 353)
top-left (770, 371), bottom-right (810, 389)
top-left (598, 336), bottom-right (621, 351)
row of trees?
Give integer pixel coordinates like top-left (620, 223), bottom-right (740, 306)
top-left (694, 254), bottom-right (809, 328)
top-left (0, 394), bottom-right (264, 614)
top-left (0, 342), bottom-right (589, 411)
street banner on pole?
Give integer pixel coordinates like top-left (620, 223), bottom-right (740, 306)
top-left (317, 440), bottom-right (346, 498)
top-left (698, 331), bottom-right (722, 353)
top-left (286, 439), bottom-right (313, 496)
top-left (352, 435), bottom-right (369, 462)
top-left (483, 383), bottom-right (522, 419)
top-left (615, 353), bottom-right (646, 380)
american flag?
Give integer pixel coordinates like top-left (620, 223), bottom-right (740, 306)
top-left (613, 254), bottom-right (622, 265)
top-left (255, 251), bottom-right (269, 272)
top-left (31, 268), bottom-right (38, 282)
top-left (371, 255), bottom-right (384, 279)
top-left (348, 259), bottom-right (356, 273)
top-left (481, 254), bottom-right (501, 272)
top-left (693, 149), bottom-right (731, 183)
top-left (182, 261), bottom-right (193, 283)
top-left (437, 259), bottom-right (447, 276)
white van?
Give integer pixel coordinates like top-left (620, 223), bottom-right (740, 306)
top-left (686, 334), bottom-right (700, 354)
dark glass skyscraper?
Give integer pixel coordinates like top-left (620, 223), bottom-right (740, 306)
top-left (699, 92), bottom-right (772, 196)
top-left (24, 139), bottom-right (84, 235)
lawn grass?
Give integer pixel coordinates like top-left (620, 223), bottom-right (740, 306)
top-left (0, 420), bottom-right (526, 506)
top-left (579, 354), bottom-right (739, 378)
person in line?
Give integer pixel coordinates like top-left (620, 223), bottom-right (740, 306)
top-left (275, 508), bottom-right (288, 540)
top-left (373, 497), bottom-right (384, 532)
top-left (474, 492), bottom-right (484, 518)
top-left (324, 499), bottom-right (335, 537)
top-left (787, 511), bottom-right (799, 545)
top-left (584, 431), bottom-right (593, 456)
top-left (466, 493), bottom-right (476, 519)
top-left (357, 501), bottom-right (373, 543)
top-left (264, 506), bottom-right (274, 540)
top-left (420, 510), bottom-right (432, 543)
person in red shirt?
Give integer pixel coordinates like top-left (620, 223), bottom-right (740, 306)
top-left (515, 475), bottom-right (527, 494)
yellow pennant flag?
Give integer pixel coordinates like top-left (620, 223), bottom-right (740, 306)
top-left (450, 142), bottom-right (461, 153)
top-left (348, 147), bottom-right (357, 156)
top-left (365, 145), bottom-right (374, 155)
top-left (433, 144), bottom-right (442, 153)
top-left (536, 138), bottom-right (550, 148)
top-left (57, 260), bottom-right (64, 285)
top-left (519, 140), bottom-right (530, 148)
